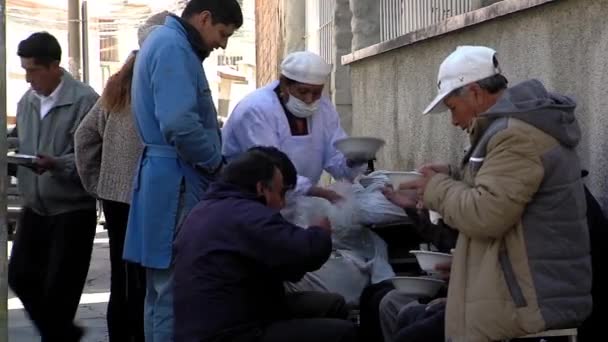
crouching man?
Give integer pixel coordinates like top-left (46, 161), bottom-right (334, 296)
top-left (173, 148), bottom-right (357, 342)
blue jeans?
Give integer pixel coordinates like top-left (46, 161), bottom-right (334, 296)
top-left (145, 267), bottom-right (174, 342)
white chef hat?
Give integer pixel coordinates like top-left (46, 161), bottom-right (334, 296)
top-left (280, 51), bottom-right (332, 85)
top-left (138, 11), bottom-right (172, 47)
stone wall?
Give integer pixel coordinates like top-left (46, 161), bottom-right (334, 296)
top-left (348, 0), bottom-right (608, 210)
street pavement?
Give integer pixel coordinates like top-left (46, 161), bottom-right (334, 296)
top-left (8, 225), bottom-right (111, 341)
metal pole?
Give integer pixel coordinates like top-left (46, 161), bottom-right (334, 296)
top-left (68, 0), bottom-right (81, 80)
top-left (0, 0), bottom-right (9, 339)
top-left (81, 0), bottom-right (89, 84)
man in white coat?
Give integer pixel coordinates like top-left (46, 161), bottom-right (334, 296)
top-left (222, 51), bottom-right (364, 202)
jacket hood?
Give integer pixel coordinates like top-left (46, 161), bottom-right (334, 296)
top-left (483, 79), bottom-right (580, 147)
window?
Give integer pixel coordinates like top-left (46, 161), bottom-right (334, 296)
top-left (380, 0), bottom-right (485, 42)
top-left (99, 19), bottom-right (119, 62)
top-left (217, 55), bottom-right (244, 66)
top-left (305, 0), bottom-right (335, 64)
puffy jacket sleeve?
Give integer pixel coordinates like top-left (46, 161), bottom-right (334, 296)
top-left (244, 210), bottom-right (332, 281)
top-left (74, 99), bottom-right (106, 196)
top-left (423, 129), bottom-right (544, 239)
top-left (150, 45), bottom-right (222, 173)
top-left (322, 101), bottom-right (366, 181)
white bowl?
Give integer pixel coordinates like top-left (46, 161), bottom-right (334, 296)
top-left (391, 276), bottom-right (446, 297)
top-left (384, 171), bottom-right (423, 189)
top-left (334, 137), bottom-right (385, 161)
top-left (410, 250), bottom-right (453, 275)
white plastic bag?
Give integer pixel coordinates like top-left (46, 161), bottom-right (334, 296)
top-left (354, 178), bottom-right (408, 225)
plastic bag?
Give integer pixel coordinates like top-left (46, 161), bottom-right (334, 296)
top-left (354, 178), bottom-right (408, 225)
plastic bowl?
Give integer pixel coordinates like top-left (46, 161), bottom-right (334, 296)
top-left (409, 250), bottom-right (453, 275)
top-left (390, 276), bottom-right (446, 297)
top-left (333, 137), bottom-right (385, 161)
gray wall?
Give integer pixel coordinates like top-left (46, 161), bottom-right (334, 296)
top-left (349, 0), bottom-right (608, 210)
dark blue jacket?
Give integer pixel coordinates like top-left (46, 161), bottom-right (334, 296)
top-left (173, 182), bottom-right (332, 342)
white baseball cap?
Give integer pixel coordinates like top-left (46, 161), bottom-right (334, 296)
top-left (423, 46), bottom-right (502, 115)
top-left (281, 51), bottom-right (331, 85)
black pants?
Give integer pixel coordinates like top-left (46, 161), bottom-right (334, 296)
top-left (358, 280), bottom-right (395, 342)
top-left (103, 200), bottom-right (146, 342)
top-left (8, 208), bottom-right (97, 342)
top-left (216, 292), bottom-right (357, 342)
top-left (395, 302), bottom-right (445, 342)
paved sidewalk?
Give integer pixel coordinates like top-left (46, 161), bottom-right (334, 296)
top-left (8, 226), bottom-right (111, 341)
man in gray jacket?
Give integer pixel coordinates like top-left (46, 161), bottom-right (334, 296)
top-left (8, 32), bottom-right (99, 341)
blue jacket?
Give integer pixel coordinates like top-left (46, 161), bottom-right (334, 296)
top-left (124, 16), bottom-right (222, 268)
top-left (173, 182), bottom-right (332, 341)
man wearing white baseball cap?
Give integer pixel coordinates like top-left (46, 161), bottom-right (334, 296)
top-left (387, 46), bottom-right (592, 341)
top-left (223, 51), bottom-right (366, 202)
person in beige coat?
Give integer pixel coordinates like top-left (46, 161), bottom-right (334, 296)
top-left (74, 11), bottom-right (170, 342)
top-left (398, 46), bottom-right (592, 342)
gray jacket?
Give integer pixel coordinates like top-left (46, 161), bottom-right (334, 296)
top-left (75, 100), bottom-right (143, 204)
top-left (14, 71), bottom-right (99, 215)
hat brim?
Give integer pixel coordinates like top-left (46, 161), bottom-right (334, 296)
top-left (423, 91), bottom-right (451, 115)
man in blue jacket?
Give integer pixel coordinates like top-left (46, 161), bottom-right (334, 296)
top-left (173, 149), bottom-right (357, 342)
top-left (124, 1), bottom-right (243, 341)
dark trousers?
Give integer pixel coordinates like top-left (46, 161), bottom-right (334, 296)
top-left (103, 200), bottom-right (147, 342)
top-left (394, 302), bottom-right (445, 342)
top-left (8, 208), bottom-right (97, 342)
top-left (358, 280), bottom-right (395, 342)
top-left (216, 292), bottom-right (357, 342)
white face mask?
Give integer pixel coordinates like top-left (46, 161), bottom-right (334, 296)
top-left (285, 94), bottom-right (319, 118)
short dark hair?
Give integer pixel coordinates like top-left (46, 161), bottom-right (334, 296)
top-left (280, 75), bottom-right (298, 86)
top-left (182, 0), bottom-right (243, 28)
top-left (247, 146), bottom-right (297, 190)
top-left (220, 150), bottom-right (279, 194)
top-left (17, 32), bottom-right (62, 67)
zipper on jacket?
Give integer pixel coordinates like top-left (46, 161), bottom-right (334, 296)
top-left (498, 248), bottom-right (527, 308)
top-left (34, 115), bottom-right (49, 214)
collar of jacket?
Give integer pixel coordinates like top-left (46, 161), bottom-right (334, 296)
top-left (25, 69), bottom-right (80, 107)
top-left (468, 116), bottom-right (491, 147)
top-left (168, 14), bottom-right (209, 62)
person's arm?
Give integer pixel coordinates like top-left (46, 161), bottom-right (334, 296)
top-left (243, 210), bottom-right (332, 281)
top-left (423, 129), bottom-right (544, 239)
top-left (74, 99), bottom-right (106, 196)
top-left (150, 45), bottom-right (222, 173)
top-left (46, 92), bottom-right (100, 181)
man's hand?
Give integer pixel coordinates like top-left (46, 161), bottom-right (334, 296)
top-left (397, 168), bottom-right (438, 204)
top-left (313, 217), bottom-right (332, 233)
top-left (308, 186), bottom-right (344, 204)
top-left (418, 163), bottom-right (450, 175)
top-left (425, 297), bottom-right (447, 311)
top-left (382, 186), bottom-right (418, 209)
top-left (434, 261), bottom-right (451, 281)
top-left (34, 154), bottom-right (58, 174)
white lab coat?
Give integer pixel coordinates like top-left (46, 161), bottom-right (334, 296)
top-left (222, 80), bottom-right (361, 195)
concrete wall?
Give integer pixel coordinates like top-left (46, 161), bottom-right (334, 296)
top-left (255, 0), bottom-right (284, 87)
top-left (348, 0), bottom-right (608, 210)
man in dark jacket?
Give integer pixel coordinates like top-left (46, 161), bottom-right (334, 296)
top-left (173, 148), bottom-right (357, 342)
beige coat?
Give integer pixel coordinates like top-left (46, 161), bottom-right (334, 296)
top-left (424, 80), bottom-right (591, 342)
